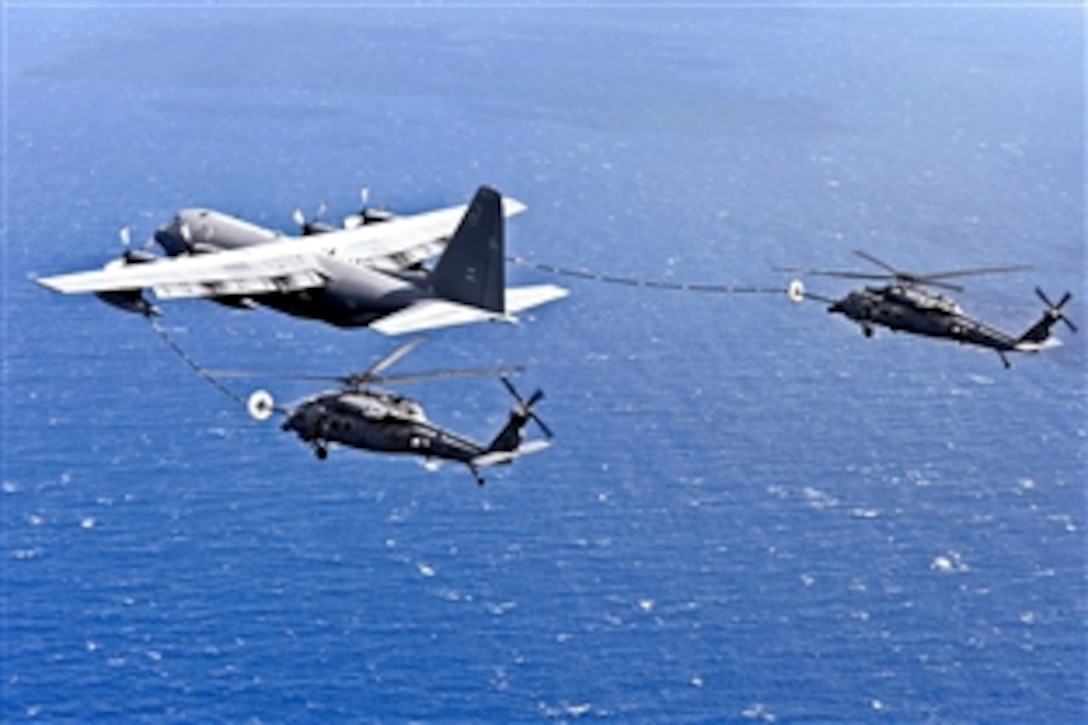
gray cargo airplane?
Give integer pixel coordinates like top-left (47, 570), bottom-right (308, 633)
top-left (36, 185), bottom-right (567, 335)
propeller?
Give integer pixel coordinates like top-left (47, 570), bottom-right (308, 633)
top-left (1036, 288), bottom-right (1077, 333)
top-left (116, 225), bottom-right (157, 264)
top-left (345, 185), bottom-right (394, 228)
top-left (500, 376), bottom-right (553, 439)
top-left (292, 201), bottom-right (333, 235)
top-left (775, 251), bottom-right (1032, 293)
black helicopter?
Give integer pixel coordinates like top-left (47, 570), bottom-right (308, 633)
top-left (216, 338), bottom-right (552, 486)
top-left (780, 251), bottom-right (1076, 368)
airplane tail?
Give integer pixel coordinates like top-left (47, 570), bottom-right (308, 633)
top-left (431, 185), bottom-right (506, 314)
top-left (1017, 288), bottom-right (1076, 346)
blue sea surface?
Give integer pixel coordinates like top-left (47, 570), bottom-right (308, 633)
top-left (4, 4), bottom-right (1085, 722)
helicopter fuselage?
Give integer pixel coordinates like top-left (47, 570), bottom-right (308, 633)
top-left (829, 285), bottom-right (1021, 351)
top-left (281, 389), bottom-right (486, 463)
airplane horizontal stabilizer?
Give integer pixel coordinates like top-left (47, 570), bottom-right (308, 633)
top-left (505, 284), bottom-right (569, 314)
top-left (370, 299), bottom-right (509, 336)
top-left (370, 284), bottom-right (568, 336)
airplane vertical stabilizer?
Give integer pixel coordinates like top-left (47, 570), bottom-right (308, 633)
top-left (431, 185), bottom-right (506, 313)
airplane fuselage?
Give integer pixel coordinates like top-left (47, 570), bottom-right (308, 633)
top-left (154, 209), bottom-right (432, 326)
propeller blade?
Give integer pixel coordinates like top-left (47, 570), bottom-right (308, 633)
top-left (292, 208), bottom-right (305, 227)
top-left (499, 377), bottom-right (552, 438)
top-left (1057, 291), bottom-right (1072, 309)
top-left (500, 375), bottom-right (520, 401)
top-left (119, 225), bottom-right (132, 249)
top-left (529, 412), bottom-right (554, 439)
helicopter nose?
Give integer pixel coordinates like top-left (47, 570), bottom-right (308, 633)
top-left (281, 411), bottom-right (303, 434)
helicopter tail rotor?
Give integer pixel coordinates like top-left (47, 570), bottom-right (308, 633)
top-left (500, 376), bottom-right (553, 439)
top-left (474, 377), bottom-right (553, 468)
top-left (1035, 288), bottom-right (1077, 333)
top-left (1017, 288), bottom-right (1076, 347)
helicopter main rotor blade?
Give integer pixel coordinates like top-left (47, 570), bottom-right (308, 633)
top-left (360, 336), bottom-right (427, 380)
top-left (853, 250), bottom-right (902, 276)
top-left (773, 266), bottom-right (893, 281)
top-left (853, 250), bottom-right (957, 289)
top-left (201, 368), bottom-right (341, 382)
top-left (917, 264), bottom-right (1033, 282)
top-left (369, 364), bottom-right (526, 387)
top-left (203, 363), bottom-right (525, 388)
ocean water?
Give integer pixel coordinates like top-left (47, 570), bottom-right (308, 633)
top-left (4, 4), bottom-right (1085, 722)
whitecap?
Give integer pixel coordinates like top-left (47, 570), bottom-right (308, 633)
top-left (931, 551), bottom-right (970, 574)
top-left (565, 703), bottom-right (592, 717)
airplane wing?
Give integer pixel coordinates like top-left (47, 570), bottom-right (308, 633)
top-left (334, 195), bottom-right (526, 267)
top-left (36, 196), bottom-right (528, 300)
top-left (369, 284), bottom-right (568, 336)
top-left (37, 247), bottom-right (327, 297)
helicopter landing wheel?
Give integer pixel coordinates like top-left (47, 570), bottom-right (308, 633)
top-left (315, 445), bottom-right (328, 460)
top-left (862, 326), bottom-right (873, 338)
